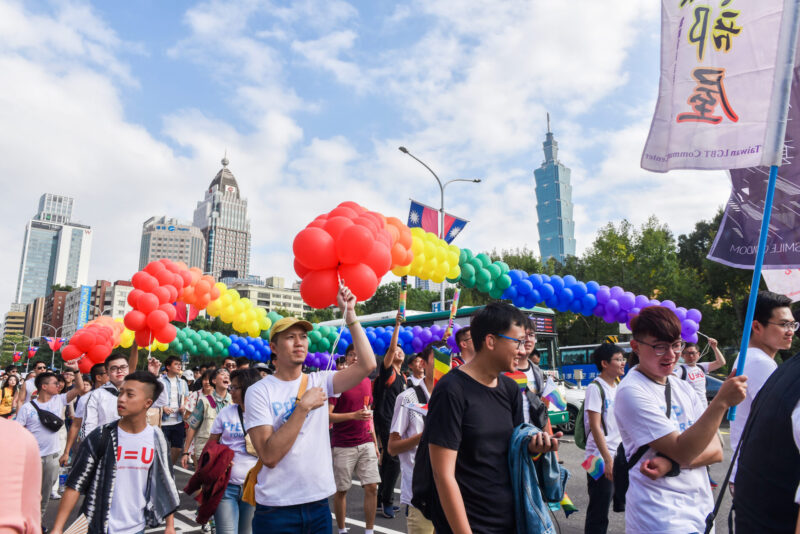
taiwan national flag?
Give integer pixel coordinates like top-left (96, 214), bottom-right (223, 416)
top-left (43, 337), bottom-right (67, 352)
top-left (407, 199), bottom-right (468, 243)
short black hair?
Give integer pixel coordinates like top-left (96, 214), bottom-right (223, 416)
top-left (421, 341), bottom-right (445, 362)
top-left (231, 368), bottom-right (262, 402)
top-left (753, 290), bottom-right (792, 328)
top-left (35, 372), bottom-right (57, 390)
top-left (90, 363), bottom-right (106, 383)
top-left (631, 306), bottom-right (681, 343)
top-left (209, 368), bottom-right (228, 387)
top-left (455, 327), bottom-right (471, 347)
top-left (682, 342), bottom-right (699, 351)
top-left (123, 371), bottom-right (164, 402)
top-left (31, 360), bottom-right (46, 369)
top-left (55, 373), bottom-right (66, 384)
top-left (223, 356), bottom-right (236, 363)
top-left (164, 356), bottom-right (181, 368)
top-left (105, 352), bottom-right (128, 367)
top-left (592, 343), bottom-right (624, 372)
top-left (344, 344), bottom-right (356, 356)
top-left (470, 303), bottom-right (527, 352)
top-left (4, 365), bottom-right (17, 373)
top-left (235, 357), bottom-right (250, 367)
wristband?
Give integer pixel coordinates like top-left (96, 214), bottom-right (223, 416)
top-left (655, 452), bottom-right (681, 477)
top-left (182, 452), bottom-right (190, 457)
top-left (347, 320), bottom-right (360, 328)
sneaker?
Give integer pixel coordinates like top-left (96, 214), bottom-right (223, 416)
top-left (200, 523), bottom-right (210, 533)
top-left (382, 504), bottom-right (396, 518)
top-left (50, 492), bottom-right (61, 500)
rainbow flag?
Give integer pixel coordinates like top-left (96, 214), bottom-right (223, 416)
top-left (433, 346), bottom-right (452, 385)
top-left (541, 377), bottom-right (567, 411)
top-left (559, 493), bottom-right (578, 517)
top-left (505, 370), bottom-right (527, 392)
top-left (582, 455), bottom-right (605, 480)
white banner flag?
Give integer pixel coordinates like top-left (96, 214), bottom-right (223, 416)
top-left (762, 269), bottom-right (800, 301)
top-left (641, 0), bottom-right (800, 172)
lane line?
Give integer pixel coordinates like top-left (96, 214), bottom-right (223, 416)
top-left (350, 479), bottom-right (401, 494)
top-left (332, 513), bottom-right (407, 534)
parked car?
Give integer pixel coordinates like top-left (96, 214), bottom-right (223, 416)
top-left (555, 380), bottom-right (585, 434)
top-left (706, 374), bottom-right (723, 402)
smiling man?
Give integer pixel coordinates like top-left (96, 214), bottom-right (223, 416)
top-left (729, 290), bottom-right (794, 488)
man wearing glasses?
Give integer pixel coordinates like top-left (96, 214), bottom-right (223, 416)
top-left (729, 290), bottom-right (795, 490)
top-left (18, 360), bottom-right (48, 406)
top-left (615, 306), bottom-right (747, 534)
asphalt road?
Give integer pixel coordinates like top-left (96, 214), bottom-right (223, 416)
top-left (44, 425), bottom-right (735, 534)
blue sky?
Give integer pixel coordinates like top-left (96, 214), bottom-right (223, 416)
top-left (0, 0), bottom-right (732, 311)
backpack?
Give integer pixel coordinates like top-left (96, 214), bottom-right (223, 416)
top-left (410, 385), bottom-right (435, 520)
top-left (574, 380), bottom-right (607, 450)
top-left (612, 374), bottom-right (671, 512)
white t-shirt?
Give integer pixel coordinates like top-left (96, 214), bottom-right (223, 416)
top-left (211, 405), bottom-right (258, 486)
top-left (583, 378), bottom-right (620, 462)
top-left (243, 372), bottom-right (336, 506)
top-left (615, 369), bottom-right (713, 534)
top-left (673, 362), bottom-right (711, 408)
top-left (74, 393), bottom-right (88, 419)
top-left (730, 348), bottom-right (778, 481)
top-left (516, 363), bottom-right (537, 424)
top-left (408, 375), bottom-right (424, 386)
top-left (108, 425), bottom-right (155, 534)
top-left (24, 378), bottom-right (36, 403)
top-left (389, 382), bottom-right (429, 505)
top-left (163, 376), bottom-right (181, 426)
top-left (82, 385), bottom-right (121, 437)
top-left (15, 393), bottom-right (69, 456)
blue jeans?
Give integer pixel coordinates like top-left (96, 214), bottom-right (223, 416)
top-left (251, 498), bottom-right (331, 534)
top-left (214, 484), bottom-right (254, 534)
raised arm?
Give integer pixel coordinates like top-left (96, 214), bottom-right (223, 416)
top-left (706, 338), bottom-right (726, 372)
top-left (384, 312), bottom-right (403, 369)
top-left (332, 283), bottom-right (377, 395)
top-left (64, 368), bottom-right (84, 404)
top-left (128, 344), bottom-right (139, 371)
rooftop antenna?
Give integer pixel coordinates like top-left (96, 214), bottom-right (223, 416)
top-left (221, 149), bottom-right (229, 168)
top-left (547, 112), bottom-right (551, 134)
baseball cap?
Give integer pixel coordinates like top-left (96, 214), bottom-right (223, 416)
top-left (270, 317), bottom-right (313, 342)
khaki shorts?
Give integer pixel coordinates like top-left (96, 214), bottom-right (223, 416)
top-left (332, 443), bottom-right (381, 492)
top-left (406, 505), bottom-right (434, 534)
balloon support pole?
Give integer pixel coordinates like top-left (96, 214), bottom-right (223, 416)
top-left (728, 164), bottom-right (779, 422)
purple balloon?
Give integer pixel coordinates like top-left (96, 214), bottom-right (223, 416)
top-left (662, 300), bottom-right (676, 310)
top-left (412, 338), bottom-right (423, 352)
top-left (681, 319), bottom-right (699, 335)
top-left (602, 311), bottom-right (616, 324)
top-left (634, 294), bottom-right (651, 309)
top-left (596, 287), bottom-right (611, 304)
top-left (674, 307), bottom-right (687, 321)
top-left (605, 299), bottom-right (620, 316)
top-left (686, 308), bottom-right (702, 323)
top-left (594, 303), bottom-right (606, 316)
top-left (629, 307), bottom-right (641, 317)
top-left (686, 333), bottom-right (699, 344)
top-left (609, 286), bottom-right (625, 300)
top-left (649, 299), bottom-right (661, 307)
top-left (615, 310), bottom-right (628, 323)
top-left (618, 292), bottom-right (635, 311)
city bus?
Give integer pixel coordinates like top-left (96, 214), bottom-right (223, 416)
top-left (558, 341), bottom-right (631, 386)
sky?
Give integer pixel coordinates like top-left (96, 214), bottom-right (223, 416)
top-left (0, 0), bottom-right (733, 313)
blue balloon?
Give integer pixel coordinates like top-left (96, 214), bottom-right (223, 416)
top-left (569, 299), bottom-right (583, 314)
top-left (244, 344), bottom-right (255, 357)
top-left (374, 339), bottom-right (386, 354)
top-left (517, 279), bottom-right (533, 295)
top-left (508, 270), bottom-right (523, 284)
top-left (571, 282), bottom-right (587, 299)
top-left (512, 295), bottom-right (526, 307)
top-left (529, 289), bottom-right (542, 305)
top-left (529, 274), bottom-right (543, 288)
top-left (563, 275), bottom-right (577, 287)
top-left (540, 274), bottom-right (551, 283)
top-left (502, 286), bottom-right (518, 300)
top-left (586, 281), bottom-right (600, 294)
top-left (558, 287), bottom-right (574, 304)
top-left (581, 294), bottom-right (598, 310)
top-left (366, 331), bottom-right (377, 342)
top-left (545, 296), bottom-right (559, 308)
top-left (539, 283), bottom-right (555, 300)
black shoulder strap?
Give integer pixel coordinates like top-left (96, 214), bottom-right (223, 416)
top-left (412, 385), bottom-right (428, 404)
top-left (237, 405), bottom-right (245, 429)
top-left (627, 374), bottom-right (672, 471)
top-left (680, 365), bottom-right (688, 380)
top-left (594, 381), bottom-right (608, 436)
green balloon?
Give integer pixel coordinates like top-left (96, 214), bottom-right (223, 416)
top-left (461, 263), bottom-right (475, 280)
top-left (496, 273), bottom-right (512, 290)
top-left (199, 340), bottom-right (210, 351)
top-left (171, 341), bottom-right (183, 353)
top-left (476, 253), bottom-right (491, 268)
top-left (478, 280), bottom-right (493, 293)
top-left (487, 264), bottom-right (501, 280)
top-left (261, 330), bottom-right (270, 340)
top-left (319, 338), bottom-right (331, 351)
top-left (309, 330), bottom-right (322, 343)
top-left (222, 337), bottom-right (232, 347)
top-left (497, 261), bottom-right (510, 274)
top-left (476, 268), bottom-right (491, 285)
top-left (204, 346), bottom-right (213, 356)
top-left (463, 248), bottom-right (474, 261)
top-left (489, 286), bottom-right (504, 299)
top-left (222, 347), bottom-right (229, 357)
top-left (462, 275), bottom-right (476, 288)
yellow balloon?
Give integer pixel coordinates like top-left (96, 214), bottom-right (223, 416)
top-left (392, 264), bottom-right (411, 277)
top-left (207, 300), bottom-right (222, 317)
top-left (240, 297), bottom-right (252, 307)
top-left (220, 307), bottom-right (236, 323)
top-left (215, 282), bottom-right (228, 292)
top-left (410, 227), bottom-right (426, 238)
top-left (424, 241), bottom-right (436, 259)
top-left (411, 237), bottom-right (424, 255)
top-left (432, 272), bottom-right (446, 284)
top-left (448, 244), bottom-right (460, 254)
top-left (435, 246), bottom-right (447, 262)
top-left (447, 264), bottom-right (461, 279)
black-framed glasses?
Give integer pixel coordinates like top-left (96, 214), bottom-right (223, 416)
top-left (635, 339), bottom-right (684, 356)
top-left (494, 333), bottom-right (526, 350)
top-left (767, 320), bottom-right (800, 331)
top-left (108, 364), bottom-right (130, 373)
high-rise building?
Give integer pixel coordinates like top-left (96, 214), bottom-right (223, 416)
top-left (15, 194), bottom-right (92, 305)
top-left (61, 285), bottom-right (93, 338)
top-left (24, 297), bottom-right (45, 340)
top-left (193, 156), bottom-right (251, 279)
top-left (43, 290), bottom-right (69, 332)
top-left (102, 281), bottom-right (134, 319)
top-left (139, 216), bottom-right (206, 270)
top-left (2, 309), bottom-right (26, 338)
top-left (533, 115), bottom-right (576, 263)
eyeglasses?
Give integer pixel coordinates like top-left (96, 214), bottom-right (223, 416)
top-left (108, 365), bottom-right (129, 373)
top-left (525, 333), bottom-right (537, 339)
top-left (767, 320), bottom-right (800, 332)
top-left (35, 366), bottom-right (46, 370)
top-left (635, 339), bottom-right (684, 356)
top-left (494, 333), bottom-right (526, 350)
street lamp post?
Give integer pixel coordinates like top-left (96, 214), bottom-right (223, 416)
top-left (399, 146), bottom-right (481, 308)
top-left (42, 323), bottom-right (65, 369)
top-left (4, 335), bottom-right (36, 372)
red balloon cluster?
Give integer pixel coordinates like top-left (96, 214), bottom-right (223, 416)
top-left (62, 323), bottom-right (116, 369)
top-left (123, 259), bottom-right (188, 347)
top-left (180, 267), bottom-right (221, 310)
top-left (293, 202), bottom-right (414, 308)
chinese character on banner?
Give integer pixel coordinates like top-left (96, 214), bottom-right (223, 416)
top-left (641, 0), bottom-right (797, 172)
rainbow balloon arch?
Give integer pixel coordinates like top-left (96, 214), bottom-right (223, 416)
top-left (60, 201), bottom-right (701, 372)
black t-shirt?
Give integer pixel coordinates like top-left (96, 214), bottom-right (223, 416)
top-left (426, 368), bottom-right (523, 534)
top-left (374, 363), bottom-right (406, 429)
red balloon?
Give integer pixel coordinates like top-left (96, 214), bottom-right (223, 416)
top-left (146, 310), bottom-right (169, 332)
top-left (152, 286), bottom-right (170, 305)
top-left (328, 206), bottom-right (358, 219)
top-left (322, 216), bottom-right (354, 242)
top-left (195, 280), bottom-right (211, 295)
top-left (166, 284), bottom-right (179, 302)
top-left (124, 310), bottom-right (147, 332)
top-left (162, 260), bottom-right (180, 273)
top-left (137, 293), bottom-right (159, 314)
top-left (131, 271), bottom-right (150, 290)
top-left (154, 323), bottom-right (177, 344)
top-left (364, 242), bottom-right (392, 277)
top-left (87, 343), bottom-right (111, 364)
top-left (127, 289), bottom-right (144, 309)
top-left (390, 242), bottom-right (407, 265)
top-left (155, 270), bottom-right (174, 287)
top-left (140, 274), bottom-right (158, 293)
top-left (61, 345), bottom-right (82, 363)
top-left (354, 216), bottom-right (379, 237)
top-left (179, 270), bottom-right (193, 287)
top-left (293, 227), bottom-right (338, 270)
top-left (300, 269), bottom-right (339, 309)
top-left (306, 219), bottom-right (325, 229)
top-left (159, 303), bottom-right (177, 322)
top-left (135, 329), bottom-right (153, 348)
top-left (73, 332), bottom-right (95, 353)
top-left (376, 229), bottom-right (392, 249)
top-left (336, 224), bottom-right (373, 264)
top-left (144, 261), bottom-right (166, 276)
top-left (77, 357), bottom-right (93, 374)
top-left (294, 258), bottom-right (311, 278)
top-left (338, 263), bottom-right (379, 302)
top-left (365, 211), bottom-right (385, 229)
top-left (336, 201), bottom-right (363, 211)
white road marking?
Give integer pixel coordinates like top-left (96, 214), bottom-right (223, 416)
top-left (332, 513), bottom-right (407, 534)
top-left (350, 479), bottom-right (401, 494)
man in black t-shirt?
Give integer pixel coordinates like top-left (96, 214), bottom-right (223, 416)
top-left (374, 312), bottom-right (408, 518)
top-left (425, 302), bottom-right (562, 533)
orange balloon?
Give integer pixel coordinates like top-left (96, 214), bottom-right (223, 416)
top-left (398, 227), bottom-right (413, 249)
top-left (386, 224), bottom-right (400, 244)
top-left (390, 242), bottom-right (406, 265)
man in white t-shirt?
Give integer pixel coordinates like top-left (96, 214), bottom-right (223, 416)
top-left (17, 360), bottom-right (47, 406)
top-left (158, 356), bottom-right (189, 464)
top-left (388, 342), bottom-right (438, 534)
top-left (51, 371), bottom-right (179, 534)
top-left (512, 319), bottom-right (546, 427)
top-left (583, 343), bottom-right (625, 534)
top-left (244, 283), bottom-right (377, 533)
top-left (729, 290), bottom-right (794, 487)
top-left (616, 306), bottom-right (747, 534)
top-left (674, 338), bottom-right (726, 408)
top-left (407, 353), bottom-right (425, 386)
top-left (15, 367), bottom-right (84, 522)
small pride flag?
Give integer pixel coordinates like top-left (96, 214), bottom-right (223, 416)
top-left (582, 455), bottom-right (605, 480)
top-left (548, 493), bottom-right (579, 517)
top-left (542, 377), bottom-right (567, 411)
top-left (433, 346), bottom-right (452, 385)
top-left (505, 370), bottom-right (527, 392)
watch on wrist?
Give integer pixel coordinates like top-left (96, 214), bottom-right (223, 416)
top-left (655, 452), bottom-right (681, 477)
